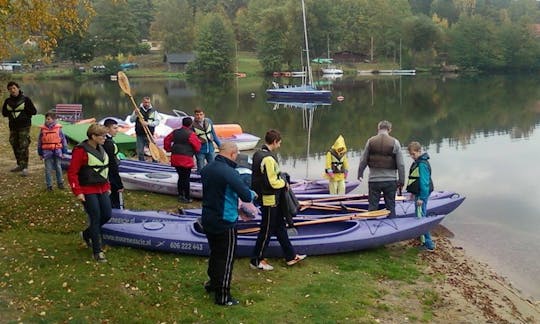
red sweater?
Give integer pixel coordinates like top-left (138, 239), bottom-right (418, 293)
top-left (67, 145), bottom-right (111, 196)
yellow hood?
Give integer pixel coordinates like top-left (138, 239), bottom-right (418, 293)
top-left (331, 135), bottom-right (347, 155)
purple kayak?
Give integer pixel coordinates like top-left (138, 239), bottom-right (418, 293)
top-left (107, 194), bottom-right (464, 224)
top-left (120, 171), bottom-right (360, 198)
top-left (102, 214), bottom-right (446, 257)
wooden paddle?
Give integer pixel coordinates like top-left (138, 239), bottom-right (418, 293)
top-left (117, 71), bottom-right (168, 163)
top-left (237, 209), bottom-right (390, 235)
top-left (299, 202), bottom-right (368, 212)
top-left (299, 195), bottom-right (406, 207)
top-left (298, 193), bottom-right (368, 205)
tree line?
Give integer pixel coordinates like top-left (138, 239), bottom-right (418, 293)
top-left (2, 0), bottom-right (540, 75)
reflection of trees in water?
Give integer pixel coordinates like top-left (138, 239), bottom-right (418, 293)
top-left (21, 74), bottom-right (540, 157)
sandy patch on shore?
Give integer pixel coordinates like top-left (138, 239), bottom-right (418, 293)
top-left (422, 227), bottom-right (540, 323)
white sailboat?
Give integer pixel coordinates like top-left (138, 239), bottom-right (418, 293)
top-left (266, 0), bottom-right (331, 100)
top-left (321, 35), bottom-right (343, 75)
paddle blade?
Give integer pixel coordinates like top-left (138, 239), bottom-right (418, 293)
top-left (117, 71), bottom-right (131, 96)
top-left (157, 147), bottom-right (169, 164)
top-left (148, 142), bottom-right (162, 162)
top-left (354, 209), bottom-right (390, 218)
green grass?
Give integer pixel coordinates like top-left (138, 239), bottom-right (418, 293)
top-left (0, 118), bottom-right (439, 323)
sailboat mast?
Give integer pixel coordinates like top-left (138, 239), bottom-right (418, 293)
top-left (301, 0), bottom-right (313, 87)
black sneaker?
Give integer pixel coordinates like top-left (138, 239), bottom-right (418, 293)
top-left (215, 297), bottom-right (239, 306)
top-left (204, 281), bottom-right (214, 293)
top-left (47, 186), bottom-right (53, 191)
top-left (58, 183), bottom-right (65, 190)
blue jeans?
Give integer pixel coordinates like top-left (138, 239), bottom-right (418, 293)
top-left (81, 193), bottom-right (112, 254)
top-left (44, 155), bottom-right (64, 188)
top-left (135, 134), bottom-right (156, 162)
top-left (417, 197), bottom-right (434, 249)
top-left (195, 151), bottom-right (215, 173)
top-left (368, 180), bottom-right (397, 217)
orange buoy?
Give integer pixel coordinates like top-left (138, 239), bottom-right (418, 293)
top-left (337, 95), bottom-right (345, 101)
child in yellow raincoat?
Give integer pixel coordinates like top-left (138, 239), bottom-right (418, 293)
top-left (324, 135), bottom-right (349, 194)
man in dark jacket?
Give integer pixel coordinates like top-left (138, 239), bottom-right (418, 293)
top-left (201, 142), bottom-right (257, 306)
top-left (129, 96), bottom-right (160, 161)
top-left (103, 119), bottom-right (125, 209)
top-left (2, 81), bottom-right (37, 176)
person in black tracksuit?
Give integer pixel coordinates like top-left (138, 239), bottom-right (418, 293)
top-left (200, 142), bottom-right (257, 306)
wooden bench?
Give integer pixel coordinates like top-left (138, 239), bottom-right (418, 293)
top-left (54, 104), bottom-right (82, 122)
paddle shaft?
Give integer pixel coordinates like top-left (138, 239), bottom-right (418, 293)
top-left (299, 203), bottom-right (367, 212)
top-left (299, 195), bottom-right (406, 207)
top-left (237, 209), bottom-right (389, 235)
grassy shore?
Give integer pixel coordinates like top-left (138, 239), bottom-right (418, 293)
top-left (0, 118), bottom-right (441, 323)
top-left (2, 103), bottom-right (539, 322)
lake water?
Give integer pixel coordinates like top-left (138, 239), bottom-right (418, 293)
top-left (16, 73), bottom-right (540, 300)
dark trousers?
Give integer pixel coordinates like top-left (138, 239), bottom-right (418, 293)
top-left (251, 205), bottom-right (295, 263)
top-left (109, 182), bottom-right (122, 209)
top-left (175, 166), bottom-right (192, 199)
top-left (9, 127), bottom-right (31, 168)
top-left (82, 192), bottom-right (112, 254)
top-left (206, 228), bottom-right (236, 304)
top-left (368, 180), bottom-right (397, 217)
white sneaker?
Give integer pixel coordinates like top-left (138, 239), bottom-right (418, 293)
top-left (286, 254), bottom-right (307, 266)
top-left (21, 168), bottom-right (28, 177)
top-left (250, 259), bottom-right (274, 271)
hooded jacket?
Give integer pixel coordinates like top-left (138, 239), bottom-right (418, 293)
top-left (406, 152), bottom-right (434, 200)
top-left (325, 135), bottom-right (349, 181)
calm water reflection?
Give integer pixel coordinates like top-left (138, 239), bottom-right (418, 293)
top-left (18, 74), bottom-right (540, 299)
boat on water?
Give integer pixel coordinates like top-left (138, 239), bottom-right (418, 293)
top-left (102, 213), bottom-right (447, 257)
top-left (120, 171), bottom-right (361, 198)
top-left (358, 69), bottom-right (416, 76)
top-left (321, 67), bottom-right (343, 75)
top-left (266, 0), bottom-right (331, 101)
top-left (267, 97), bottom-right (332, 110)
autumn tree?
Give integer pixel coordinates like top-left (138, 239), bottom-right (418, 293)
top-left (0, 0), bottom-right (94, 61)
top-left (89, 0), bottom-right (140, 57)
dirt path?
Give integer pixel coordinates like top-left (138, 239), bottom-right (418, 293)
top-left (423, 234), bottom-right (540, 323)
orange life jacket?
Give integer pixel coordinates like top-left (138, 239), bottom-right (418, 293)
top-left (40, 124), bottom-right (63, 151)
